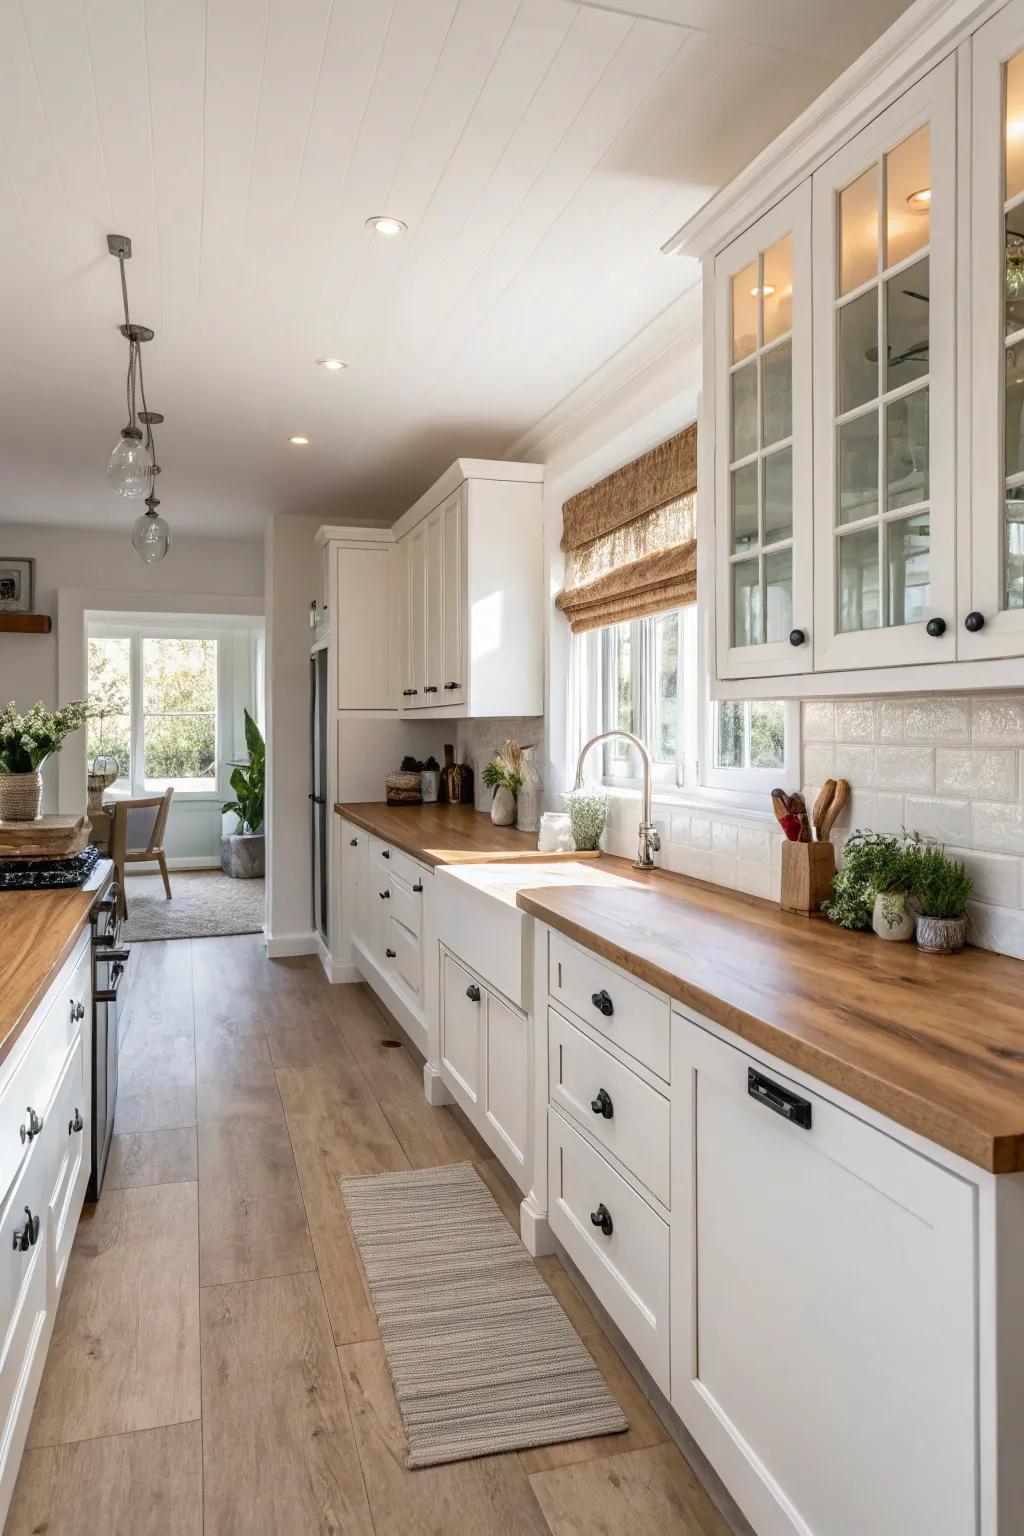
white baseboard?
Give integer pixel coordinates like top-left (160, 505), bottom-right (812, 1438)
top-left (351, 936), bottom-right (428, 1055)
top-left (265, 930), bottom-right (318, 958)
top-left (315, 934), bottom-right (362, 984)
top-left (126, 856), bottom-right (222, 873)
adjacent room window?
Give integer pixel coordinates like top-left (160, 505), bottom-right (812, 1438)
top-left (87, 626), bottom-right (221, 796)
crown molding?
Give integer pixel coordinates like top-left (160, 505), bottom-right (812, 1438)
top-left (662, 0), bottom-right (1000, 260)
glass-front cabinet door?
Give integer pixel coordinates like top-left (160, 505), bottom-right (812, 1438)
top-left (812, 60), bottom-right (956, 670)
top-left (713, 183), bottom-right (813, 679)
top-left (969, 0), bottom-right (1024, 660)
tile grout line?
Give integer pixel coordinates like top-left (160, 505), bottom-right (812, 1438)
top-left (238, 939), bottom-right (381, 1536)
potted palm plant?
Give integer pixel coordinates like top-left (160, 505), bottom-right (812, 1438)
top-left (220, 708), bottom-right (265, 878)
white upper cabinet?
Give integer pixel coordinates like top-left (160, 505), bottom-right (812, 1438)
top-left (813, 61), bottom-right (957, 671)
top-left (394, 461), bottom-right (543, 718)
top-left (969, 0), bottom-right (1024, 660)
top-left (715, 183), bottom-right (813, 679)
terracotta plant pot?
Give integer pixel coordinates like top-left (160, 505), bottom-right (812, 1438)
top-left (0, 770), bottom-right (43, 822)
top-left (915, 914), bottom-right (968, 954)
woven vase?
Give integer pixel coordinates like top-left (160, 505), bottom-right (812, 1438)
top-left (0, 770), bottom-right (43, 822)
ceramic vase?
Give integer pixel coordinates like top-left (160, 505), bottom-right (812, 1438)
top-left (871, 890), bottom-right (915, 941)
top-left (420, 770), bottom-right (440, 804)
top-left (515, 747), bottom-right (542, 833)
top-left (0, 770), bottom-right (43, 822)
top-left (916, 914), bottom-right (968, 954)
top-left (490, 785), bottom-right (516, 826)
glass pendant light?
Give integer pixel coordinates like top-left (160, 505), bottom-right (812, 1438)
top-left (107, 427), bottom-right (151, 497)
top-left (132, 494), bottom-right (171, 564)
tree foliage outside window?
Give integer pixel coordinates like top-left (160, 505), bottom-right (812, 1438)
top-left (87, 633), bottom-right (218, 792)
top-left (87, 638), bottom-right (131, 782)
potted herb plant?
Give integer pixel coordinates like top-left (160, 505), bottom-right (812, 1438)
top-left (220, 708), bottom-right (265, 878)
top-left (0, 699), bottom-right (87, 821)
top-left (481, 748), bottom-right (523, 825)
top-left (911, 846), bottom-right (973, 954)
top-left (825, 830), bottom-right (919, 939)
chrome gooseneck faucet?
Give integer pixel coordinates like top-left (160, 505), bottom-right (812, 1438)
top-left (573, 730), bottom-right (661, 870)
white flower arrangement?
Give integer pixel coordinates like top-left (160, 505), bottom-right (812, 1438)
top-left (0, 699), bottom-right (87, 774)
top-left (563, 786), bottom-right (608, 852)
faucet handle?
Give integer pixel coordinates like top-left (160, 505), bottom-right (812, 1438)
top-left (648, 826), bottom-right (661, 852)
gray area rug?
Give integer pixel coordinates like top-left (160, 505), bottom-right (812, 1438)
top-left (341, 1162), bottom-right (628, 1468)
top-left (123, 871), bottom-right (265, 942)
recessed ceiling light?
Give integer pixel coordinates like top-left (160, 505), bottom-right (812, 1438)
top-left (906, 187), bottom-right (931, 210)
top-left (366, 216), bottom-right (407, 237)
top-left (316, 357), bottom-right (347, 371)
top-left (289, 436), bottom-right (309, 446)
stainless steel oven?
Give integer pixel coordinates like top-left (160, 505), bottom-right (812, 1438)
top-left (89, 881), bottom-right (129, 1199)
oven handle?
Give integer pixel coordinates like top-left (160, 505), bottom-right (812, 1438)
top-left (94, 952), bottom-right (129, 1004)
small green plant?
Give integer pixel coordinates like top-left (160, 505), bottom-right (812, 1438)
top-left (825, 830), bottom-right (920, 931)
top-left (482, 757), bottom-right (523, 795)
top-left (911, 845), bottom-right (972, 919)
top-left (222, 709), bottom-right (265, 834)
top-left (0, 699), bottom-right (87, 773)
top-left (399, 754), bottom-right (440, 773)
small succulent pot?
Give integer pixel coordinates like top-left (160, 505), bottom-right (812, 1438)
top-left (0, 769), bottom-right (44, 822)
top-left (420, 770), bottom-right (440, 804)
top-left (915, 914), bottom-right (969, 955)
top-left (871, 889), bottom-right (915, 942)
top-left (490, 785), bottom-right (516, 826)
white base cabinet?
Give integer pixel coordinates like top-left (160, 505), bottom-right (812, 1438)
top-left (439, 948), bottom-right (528, 1188)
top-left (341, 820), bottom-right (433, 1056)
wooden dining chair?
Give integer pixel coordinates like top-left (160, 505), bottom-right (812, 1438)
top-left (109, 788), bottom-right (175, 916)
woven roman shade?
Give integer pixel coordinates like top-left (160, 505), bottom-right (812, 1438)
top-left (555, 424), bottom-right (697, 633)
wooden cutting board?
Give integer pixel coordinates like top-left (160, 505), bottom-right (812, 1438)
top-left (0, 814), bottom-right (92, 860)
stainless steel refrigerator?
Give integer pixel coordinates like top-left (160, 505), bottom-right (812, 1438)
top-left (310, 648), bottom-right (328, 943)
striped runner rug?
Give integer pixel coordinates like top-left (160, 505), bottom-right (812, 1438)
top-left (341, 1162), bottom-right (628, 1468)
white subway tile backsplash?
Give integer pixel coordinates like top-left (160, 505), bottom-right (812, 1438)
top-left (711, 852), bottom-right (738, 888)
top-left (904, 795), bottom-right (972, 845)
top-left (836, 743), bottom-right (875, 787)
top-left (874, 792), bottom-right (906, 834)
top-left (903, 696), bottom-right (970, 743)
top-left (712, 821), bottom-right (738, 854)
top-left (803, 742), bottom-right (837, 785)
top-left (947, 848), bottom-right (1020, 907)
top-left (737, 825), bottom-right (770, 864)
top-left (972, 800), bottom-right (1024, 856)
top-left (967, 900), bottom-right (1024, 961)
top-left (835, 699), bottom-right (875, 739)
top-left (874, 745), bottom-right (934, 792)
top-left (935, 748), bottom-right (1018, 802)
top-left (972, 696), bottom-right (1024, 746)
top-left (877, 699), bottom-right (904, 739)
top-left (669, 813), bottom-right (690, 846)
top-left (689, 815), bottom-right (712, 850)
top-left (685, 848), bottom-right (713, 882)
top-left (803, 702), bottom-right (835, 741)
top-left (735, 861), bottom-right (772, 899)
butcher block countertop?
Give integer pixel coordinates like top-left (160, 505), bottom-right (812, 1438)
top-left (515, 867), bottom-right (1024, 1175)
top-left (335, 801), bottom-right (598, 867)
top-left (0, 862), bottom-right (112, 1067)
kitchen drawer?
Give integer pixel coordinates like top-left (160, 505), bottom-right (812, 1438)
top-left (0, 934), bottom-right (90, 1209)
top-left (0, 1115), bottom-right (49, 1495)
top-left (548, 1107), bottom-right (670, 1395)
top-left (548, 931), bottom-right (670, 1082)
top-left (440, 951), bottom-right (480, 1104)
top-left (369, 837), bottom-right (427, 892)
top-left (41, 1034), bottom-right (88, 1305)
top-left (549, 1008), bottom-right (670, 1208)
top-left (388, 870), bottom-right (422, 937)
top-left (386, 915), bottom-right (421, 998)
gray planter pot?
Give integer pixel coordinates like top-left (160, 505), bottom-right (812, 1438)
top-left (220, 831), bottom-right (265, 879)
top-left (915, 913), bottom-right (968, 954)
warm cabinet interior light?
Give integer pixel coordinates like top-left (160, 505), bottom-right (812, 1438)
top-left (750, 284), bottom-right (776, 297)
top-left (906, 187), bottom-right (931, 209)
top-left (1010, 119), bottom-right (1024, 140)
top-left (317, 358), bottom-right (347, 370)
top-left (289, 436), bottom-right (309, 445)
top-left (365, 216), bottom-right (407, 236)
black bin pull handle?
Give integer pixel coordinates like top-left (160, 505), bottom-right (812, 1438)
top-left (747, 1068), bottom-right (812, 1129)
top-left (590, 1203), bottom-right (613, 1237)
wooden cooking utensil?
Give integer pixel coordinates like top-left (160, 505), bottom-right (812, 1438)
top-left (770, 788), bottom-right (791, 829)
top-left (819, 778), bottom-right (850, 841)
top-left (812, 779), bottom-right (838, 841)
top-left (786, 792), bottom-right (812, 842)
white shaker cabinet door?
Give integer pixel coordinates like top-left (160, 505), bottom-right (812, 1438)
top-left (812, 58), bottom-right (957, 671)
top-left (440, 488), bottom-right (465, 708)
top-left (967, 0), bottom-right (1024, 659)
top-left (671, 1016), bottom-right (976, 1536)
top-left (714, 181), bottom-right (814, 679)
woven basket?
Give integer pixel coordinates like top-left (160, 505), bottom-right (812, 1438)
top-left (385, 771), bottom-right (422, 806)
top-left (0, 771), bottom-right (43, 822)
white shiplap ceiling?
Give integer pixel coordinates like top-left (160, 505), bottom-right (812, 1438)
top-left (0, 0), bottom-right (912, 534)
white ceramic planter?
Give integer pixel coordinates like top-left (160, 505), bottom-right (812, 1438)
top-left (871, 890), bottom-right (915, 942)
top-left (490, 786), bottom-right (515, 826)
top-left (0, 770), bottom-right (43, 822)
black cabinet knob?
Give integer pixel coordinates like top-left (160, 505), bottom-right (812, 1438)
top-left (69, 1108), bottom-right (84, 1134)
top-left (965, 611), bottom-right (985, 632)
top-left (590, 1203), bottom-right (613, 1237)
top-left (379, 889), bottom-right (390, 900)
top-left (20, 1107), bottom-right (41, 1145)
top-left (789, 628), bottom-right (806, 647)
top-left (466, 983), bottom-right (481, 1003)
top-left (926, 617), bottom-right (946, 637)
top-left (443, 682), bottom-right (460, 690)
top-left (591, 989), bottom-right (614, 1018)
top-left (13, 1207), bottom-right (39, 1253)
top-left (381, 850), bottom-right (390, 859)
top-left (590, 1088), bottom-right (614, 1119)
top-left (385, 948), bottom-right (396, 959)
top-left (412, 882), bottom-right (423, 893)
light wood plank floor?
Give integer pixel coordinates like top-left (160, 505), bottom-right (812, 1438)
top-left (4, 936), bottom-right (732, 1536)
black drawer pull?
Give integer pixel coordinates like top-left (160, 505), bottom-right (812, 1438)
top-left (466, 983), bottom-right (481, 1003)
top-left (444, 681), bottom-right (460, 690)
top-left (591, 989), bottom-right (613, 1017)
top-left (748, 1068), bottom-right (812, 1129)
top-left (590, 1203), bottom-right (613, 1237)
top-left (13, 1207), bottom-right (39, 1252)
top-left (423, 685), bottom-right (438, 694)
top-left (590, 1088), bottom-right (613, 1119)
top-left (412, 881), bottom-right (423, 893)
top-left (381, 850), bottom-right (390, 859)
top-left (402, 688), bottom-right (417, 696)
top-left (385, 948), bottom-right (397, 959)
top-left (379, 890), bottom-right (390, 900)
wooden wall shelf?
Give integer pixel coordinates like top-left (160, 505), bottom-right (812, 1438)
top-left (0, 615), bottom-right (51, 635)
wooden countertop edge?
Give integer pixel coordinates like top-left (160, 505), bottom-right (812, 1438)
top-left (333, 801), bottom-right (596, 867)
top-left (515, 891), bottom-right (1022, 1176)
top-left (0, 868), bottom-right (112, 1070)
